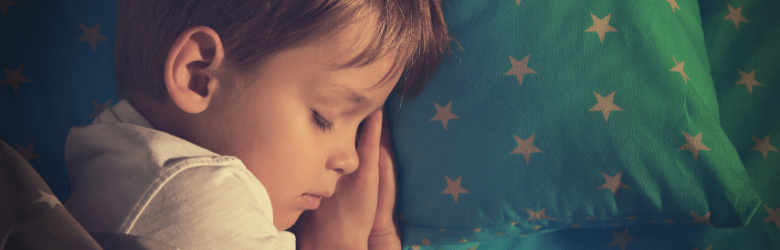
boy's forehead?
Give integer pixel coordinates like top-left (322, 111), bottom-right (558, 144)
top-left (313, 17), bottom-right (379, 66)
top-left (311, 55), bottom-right (401, 98)
top-left (311, 67), bottom-right (402, 113)
top-left (302, 19), bottom-right (402, 90)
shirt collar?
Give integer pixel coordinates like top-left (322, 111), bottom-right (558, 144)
top-left (94, 99), bottom-right (155, 129)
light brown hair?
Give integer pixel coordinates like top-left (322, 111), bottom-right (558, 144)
top-left (115, 0), bottom-right (450, 102)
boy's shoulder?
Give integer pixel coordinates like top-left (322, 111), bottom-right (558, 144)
top-left (63, 99), bottom-right (239, 200)
top-left (66, 99), bottom-right (225, 169)
top-left (63, 100), bottom-right (279, 245)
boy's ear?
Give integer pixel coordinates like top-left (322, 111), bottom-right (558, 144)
top-left (164, 26), bottom-right (226, 114)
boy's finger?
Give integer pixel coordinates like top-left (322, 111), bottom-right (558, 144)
top-left (352, 109), bottom-right (383, 180)
top-left (376, 107), bottom-right (397, 218)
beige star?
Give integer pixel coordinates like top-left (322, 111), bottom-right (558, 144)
top-left (692, 245), bottom-right (713, 250)
top-left (670, 57), bottom-right (690, 83)
top-left (510, 134), bottom-right (543, 163)
top-left (77, 22), bottom-right (109, 51)
top-left (691, 211), bottom-right (714, 226)
top-left (598, 171), bottom-right (630, 197)
top-left (678, 131), bottom-right (710, 161)
top-left (585, 13), bottom-right (618, 43)
top-left (665, 0), bottom-right (681, 13)
top-left (504, 55), bottom-right (536, 87)
top-left (430, 101), bottom-right (459, 131)
top-left (589, 91), bottom-right (623, 122)
top-left (723, 3), bottom-right (748, 30)
top-left (750, 134), bottom-right (778, 160)
top-left (736, 69), bottom-right (762, 94)
top-left (607, 227), bottom-right (636, 250)
top-left (35, 190), bottom-right (61, 208)
top-left (89, 98), bottom-right (113, 118)
top-left (1, 64), bottom-right (32, 94)
top-left (526, 208), bottom-right (557, 221)
top-left (15, 142), bottom-right (42, 163)
top-left (764, 205), bottom-right (780, 231)
top-left (442, 175), bottom-right (469, 204)
top-left (1, 0), bottom-right (18, 16)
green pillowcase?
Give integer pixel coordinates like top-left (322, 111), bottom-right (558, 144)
top-left (387, 0), bottom-right (762, 247)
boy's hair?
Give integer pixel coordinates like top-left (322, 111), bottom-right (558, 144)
top-left (115, 0), bottom-right (449, 102)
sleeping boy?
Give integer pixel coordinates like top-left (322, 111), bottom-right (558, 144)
top-left (63, 0), bottom-right (449, 249)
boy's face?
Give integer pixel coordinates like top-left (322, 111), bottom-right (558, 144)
top-left (205, 20), bottom-right (402, 230)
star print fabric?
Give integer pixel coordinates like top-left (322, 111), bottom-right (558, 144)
top-left (385, 0), bottom-right (776, 248)
top-left (1, 0), bottom-right (118, 201)
top-left (1, 0), bottom-right (778, 249)
top-left (0, 139), bottom-right (104, 249)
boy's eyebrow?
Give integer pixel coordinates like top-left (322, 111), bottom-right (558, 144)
top-left (324, 81), bottom-right (376, 111)
top-left (346, 91), bottom-right (375, 112)
top-left (337, 88), bottom-right (374, 112)
top-left (348, 92), bottom-right (368, 105)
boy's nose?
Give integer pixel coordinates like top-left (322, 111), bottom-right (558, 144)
top-left (326, 147), bottom-right (359, 175)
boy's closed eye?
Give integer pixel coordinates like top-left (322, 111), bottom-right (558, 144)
top-left (312, 108), bottom-right (366, 147)
top-left (311, 110), bottom-right (332, 132)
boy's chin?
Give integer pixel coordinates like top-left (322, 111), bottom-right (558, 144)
top-left (284, 211), bottom-right (311, 234)
top-left (275, 211), bottom-right (304, 231)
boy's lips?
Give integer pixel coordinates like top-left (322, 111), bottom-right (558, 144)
top-left (300, 194), bottom-right (323, 210)
top-left (304, 191), bottom-right (333, 198)
top-left (300, 191), bottom-right (333, 210)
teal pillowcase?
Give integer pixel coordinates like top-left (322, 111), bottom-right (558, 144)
top-left (387, 0), bottom-right (762, 247)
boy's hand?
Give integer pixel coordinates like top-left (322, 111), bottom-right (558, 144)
top-left (368, 108), bottom-right (401, 249)
top-left (294, 109), bottom-right (386, 250)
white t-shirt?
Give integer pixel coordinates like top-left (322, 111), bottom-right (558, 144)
top-left (64, 99), bottom-right (295, 250)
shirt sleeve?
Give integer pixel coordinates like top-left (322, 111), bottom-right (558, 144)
top-left (124, 165), bottom-right (295, 250)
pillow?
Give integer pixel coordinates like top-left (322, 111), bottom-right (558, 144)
top-left (386, 0), bottom-right (762, 247)
top-left (0, 0), bottom-right (118, 202)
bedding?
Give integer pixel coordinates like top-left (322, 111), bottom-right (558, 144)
top-left (0, 0), bottom-right (777, 250)
top-left (384, 0), bottom-right (779, 249)
top-left (1, 0), bottom-right (118, 202)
